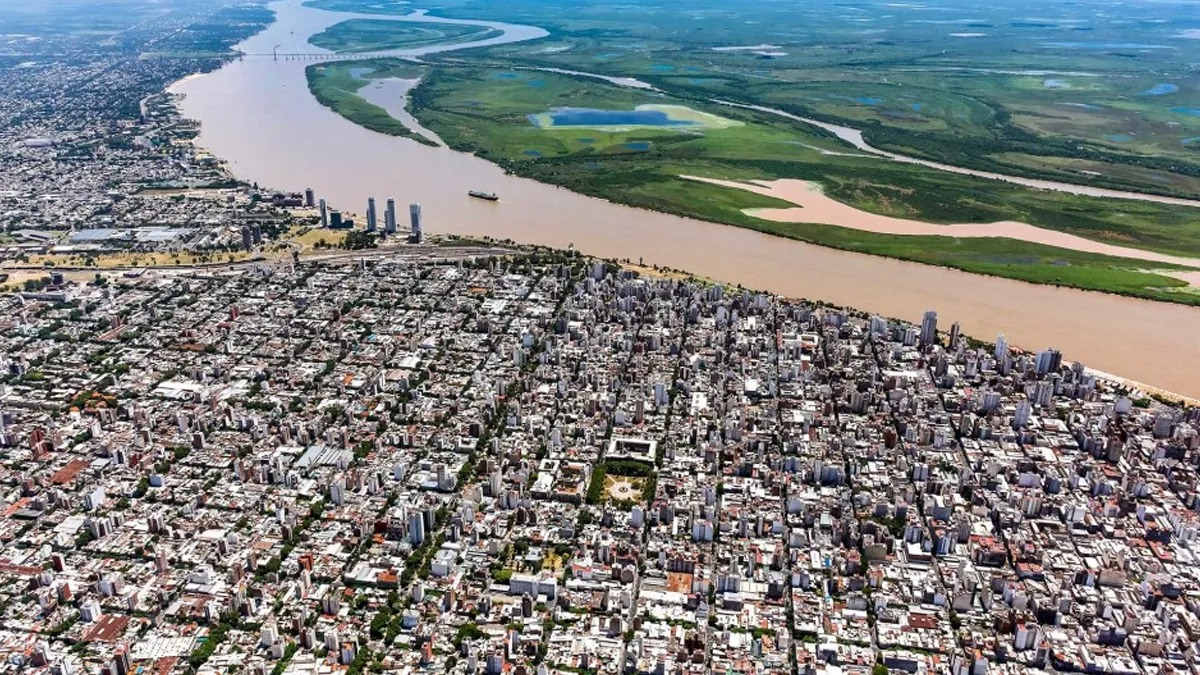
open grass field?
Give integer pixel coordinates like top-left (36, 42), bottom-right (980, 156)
top-left (290, 227), bottom-right (348, 250)
top-left (3, 250), bottom-right (258, 269)
top-left (0, 269), bottom-right (108, 291)
top-left (306, 59), bottom-right (437, 145)
top-left (309, 18), bottom-right (501, 53)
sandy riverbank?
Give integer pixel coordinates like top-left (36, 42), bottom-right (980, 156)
top-left (683, 176), bottom-right (1200, 279)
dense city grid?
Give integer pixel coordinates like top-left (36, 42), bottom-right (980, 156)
top-left (0, 0), bottom-right (272, 258)
top-left (1, 252), bottom-right (1197, 675)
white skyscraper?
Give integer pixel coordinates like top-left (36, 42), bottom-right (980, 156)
top-left (1013, 400), bottom-right (1032, 429)
top-left (409, 511), bottom-right (425, 545)
top-left (409, 203), bottom-right (422, 243)
top-left (384, 199), bottom-right (397, 234)
top-left (329, 476), bottom-right (345, 506)
top-left (920, 310), bottom-right (938, 347)
top-left (1035, 348), bottom-right (1061, 375)
top-left (869, 315), bottom-right (887, 335)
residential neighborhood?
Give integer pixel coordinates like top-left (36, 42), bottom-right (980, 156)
top-left (1, 252), bottom-right (1197, 675)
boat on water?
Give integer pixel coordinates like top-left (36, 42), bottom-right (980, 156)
top-left (468, 190), bottom-right (499, 202)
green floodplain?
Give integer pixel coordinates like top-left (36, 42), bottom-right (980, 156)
top-left (306, 60), bottom-right (437, 145)
top-left (308, 18), bottom-right (501, 53)
top-left (302, 0), bottom-right (1200, 305)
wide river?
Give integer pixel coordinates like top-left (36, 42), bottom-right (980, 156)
top-left (173, 0), bottom-right (1200, 398)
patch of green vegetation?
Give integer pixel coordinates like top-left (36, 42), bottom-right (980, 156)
top-left (309, 18), bottom-right (501, 53)
top-left (189, 614), bottom-right (239, 669)
top-left (605, 459), bottom-right (655, 477)
top-left (341, 229), bottom-right (380, 250)
top-left (410, 67), bottom-right (684, 158)
top-left (690, 75), bottom-right (1200, 199)
top-left (305, 59), bottom-right (437, 146)
top-left (302, 0), bottom-right (409, 13)
top-left (453, 623), bottom-right (487, 647)
top-left (586, 458), bottom-right (658, 505)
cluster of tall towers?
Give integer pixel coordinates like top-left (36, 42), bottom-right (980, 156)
top-left (308, 187), bottom-right (422, 243)
top-left (366, 197), bottom-right (423, 243)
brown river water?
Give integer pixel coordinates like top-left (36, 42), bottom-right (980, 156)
top-left (172, 0), bottom-right (1200, 397)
